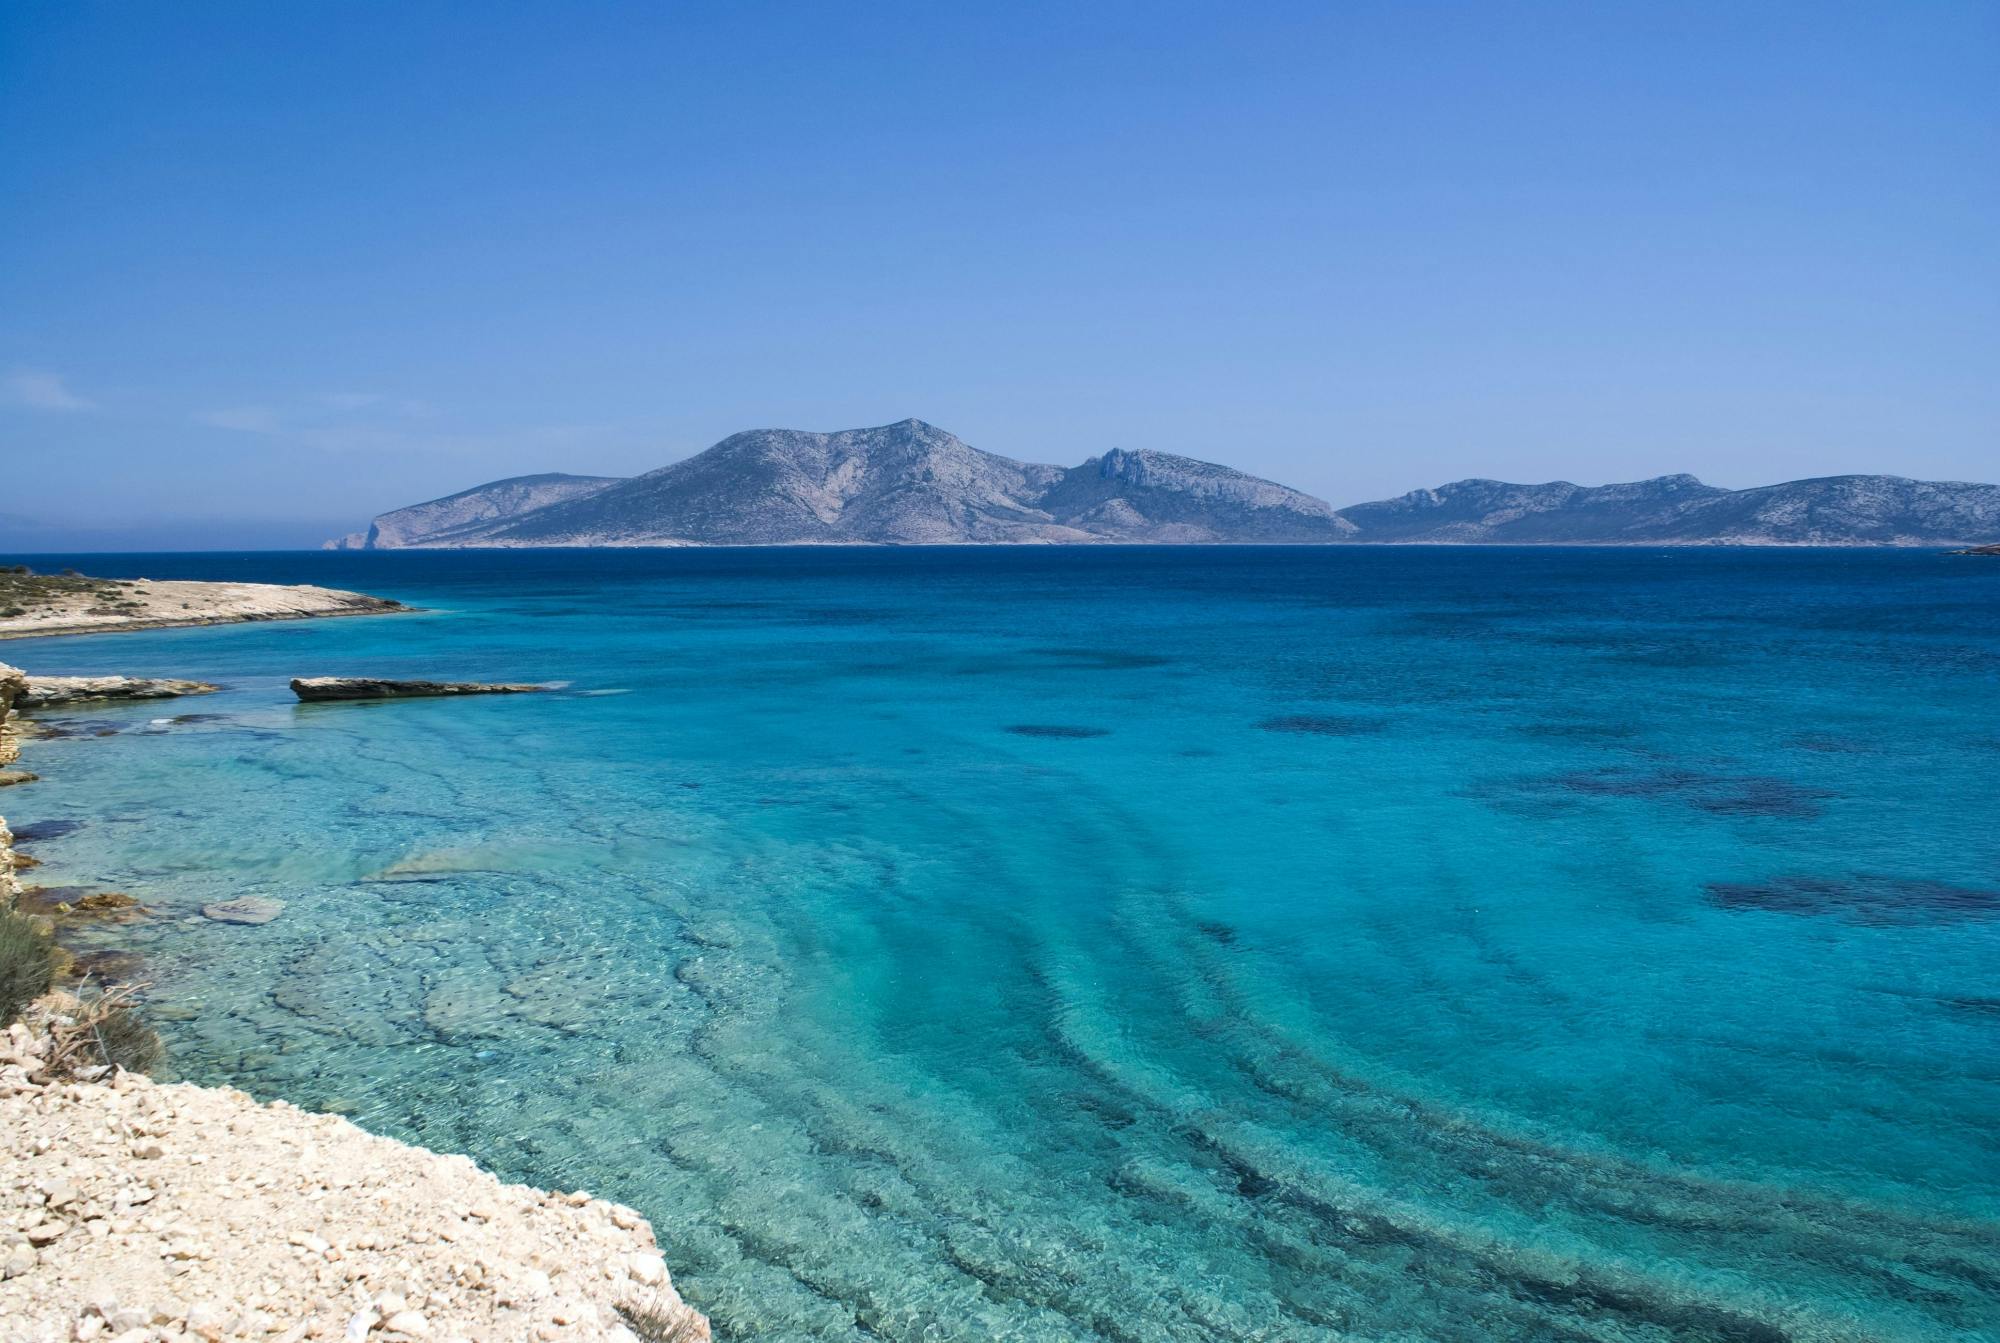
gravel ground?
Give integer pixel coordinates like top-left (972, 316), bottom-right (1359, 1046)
top-left (0, 1023), bottom-right (707, 1343)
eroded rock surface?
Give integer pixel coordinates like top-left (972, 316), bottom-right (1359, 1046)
top-left (290, 679), bottom-right (546, 703)
top-left (22, 676), bottom-right (218, 708)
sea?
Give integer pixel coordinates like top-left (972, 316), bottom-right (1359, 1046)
top-left (3, 546), bottom-right (1997, 1342)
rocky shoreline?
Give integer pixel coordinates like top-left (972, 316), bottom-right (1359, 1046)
top-left (0, 570), bottom-right (408, 642)
top-left (0, 654), bottom-right (710, 1341)
top-left (1, 1039), bottom-right (703, 1343)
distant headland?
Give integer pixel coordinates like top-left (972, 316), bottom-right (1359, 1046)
top-left (326, 419), bottom-right (2000, 550)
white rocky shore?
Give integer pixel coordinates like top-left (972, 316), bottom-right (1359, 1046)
top-left (0, 1028), bottom-right (707, 1342)
top-left (0, 579), bottom-right (406, 641)
top-left (0, 659), bottom-right (709, 1342)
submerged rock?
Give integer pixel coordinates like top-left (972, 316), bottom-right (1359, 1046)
top-left (17, 888), bottom-right (142, 920)
top-left (201, 897), bottom-right (286, 925)
top-left (290, 677), bottom-right (546, 702)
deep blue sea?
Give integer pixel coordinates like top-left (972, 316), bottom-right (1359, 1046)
top-left (4, 547), bottom-right (1998, 1342)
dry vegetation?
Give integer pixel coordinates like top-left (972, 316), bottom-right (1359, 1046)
top-left (0, 565), bottom-right (148, 620)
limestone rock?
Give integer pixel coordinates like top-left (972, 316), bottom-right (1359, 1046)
top-left (0, 659), bottom-right (26, 770)
top-left (290, 678), bottom-right (546, 702)
top-left (22, 676), bottom-right (218, 708)
top-left (0, 1019), bottom-right (706, 1340)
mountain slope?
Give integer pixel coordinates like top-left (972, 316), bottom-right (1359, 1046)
top-left (1336, 475), bottom-right (1728, 543)
top-left (1338, 474), bottom-right (2000, 545)
top-left (457, 420), bottom-right (1351, 546)
top-left (326, 473), bottom-right (625, 550)
top-left (1038, 449), bottom-right (1356, 542)
top-left (485, 421), bottom-right (1069, 546)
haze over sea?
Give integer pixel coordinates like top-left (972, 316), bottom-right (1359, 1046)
top-left (6, 546), bottom-right (1997, 1342)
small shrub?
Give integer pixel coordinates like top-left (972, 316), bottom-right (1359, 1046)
top-left (39, 984), bottom-right (165, 1079)
top-left (83, 1000), bottom-right (164, 1074)
top-left (0, 911), bottom-right (56, 1024)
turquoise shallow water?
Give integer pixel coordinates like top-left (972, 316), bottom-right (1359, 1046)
top-left (4, 546), bottom-right (1998, 1341)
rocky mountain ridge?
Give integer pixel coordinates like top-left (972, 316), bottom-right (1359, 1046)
top-left (1339, 472), bottom-right (2000, 545)
top-left (324, 421), bottom-right (2000, 548)
top-left (332, 420), bottom-right (1349, 547)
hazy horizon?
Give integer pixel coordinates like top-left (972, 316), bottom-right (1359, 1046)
top-left (5, 2), bottom-right (1995, 550)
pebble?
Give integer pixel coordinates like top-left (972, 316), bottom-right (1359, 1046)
top-left (383, 1308), bottom-right (432, 1336)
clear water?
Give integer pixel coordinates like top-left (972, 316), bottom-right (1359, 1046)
top-left (5, 547), bottom-right (1998, 1342)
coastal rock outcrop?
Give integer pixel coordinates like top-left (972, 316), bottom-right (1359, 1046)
top-left (0, 575), bottom-right (407, 641)
top-left (0, 1023), bottom-right (708, 1342)
top-left (0, 662), bottom-right (25, 767)
top-left (290, 678), bottom-right (547, 702)
top-left (21, 675), bottom-right (218, 708)
top-left (325, 472), bottom-right (625, 550)
top-left (0, 662), bottom-right (27, 801)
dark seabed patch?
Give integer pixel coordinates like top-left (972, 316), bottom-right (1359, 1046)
top-left (1597, 642), bottom-right (1737, 669)
top-left (68, 948), bottom-right (149, 985)
top-left (11, 818), bottom-right (85, 842)
top-left (16, 886), bottom-right (96, 915)
top-left (795, 606), bottom-right (901, 626)
top-left (1513, 720), bottom-right (1644, 742)
top-left (29, 719), bottom-right (125, 739)
top-left (1548, 766), bottom-right (1835, 820)
top-left (1706, 874), bottom-right (2000, 925)
top-left (1938, 995), bottom-right (2000, 1017)
top-left (1258, 713), bottom-right (1389, 736)
top-left (1787, 732), bottom-right (1874, 755)
top-left (1005, 724), bottom-right (1112, 739)
top-left (1025, 647), bottom-right (1174, 671)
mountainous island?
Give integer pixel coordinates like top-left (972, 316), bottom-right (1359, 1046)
top-left (326, 419), bottom-right (2000, 549)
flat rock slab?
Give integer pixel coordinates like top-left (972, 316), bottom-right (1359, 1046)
top-left (23, 676), bottom-right (218, 707)
top-left (202, 897), bottom-right (285, 925)
top-left (290, 677), bottom-right (546, 702)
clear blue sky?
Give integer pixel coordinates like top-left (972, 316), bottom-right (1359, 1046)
top-left (3, 1), bottom-right (1995, 548)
